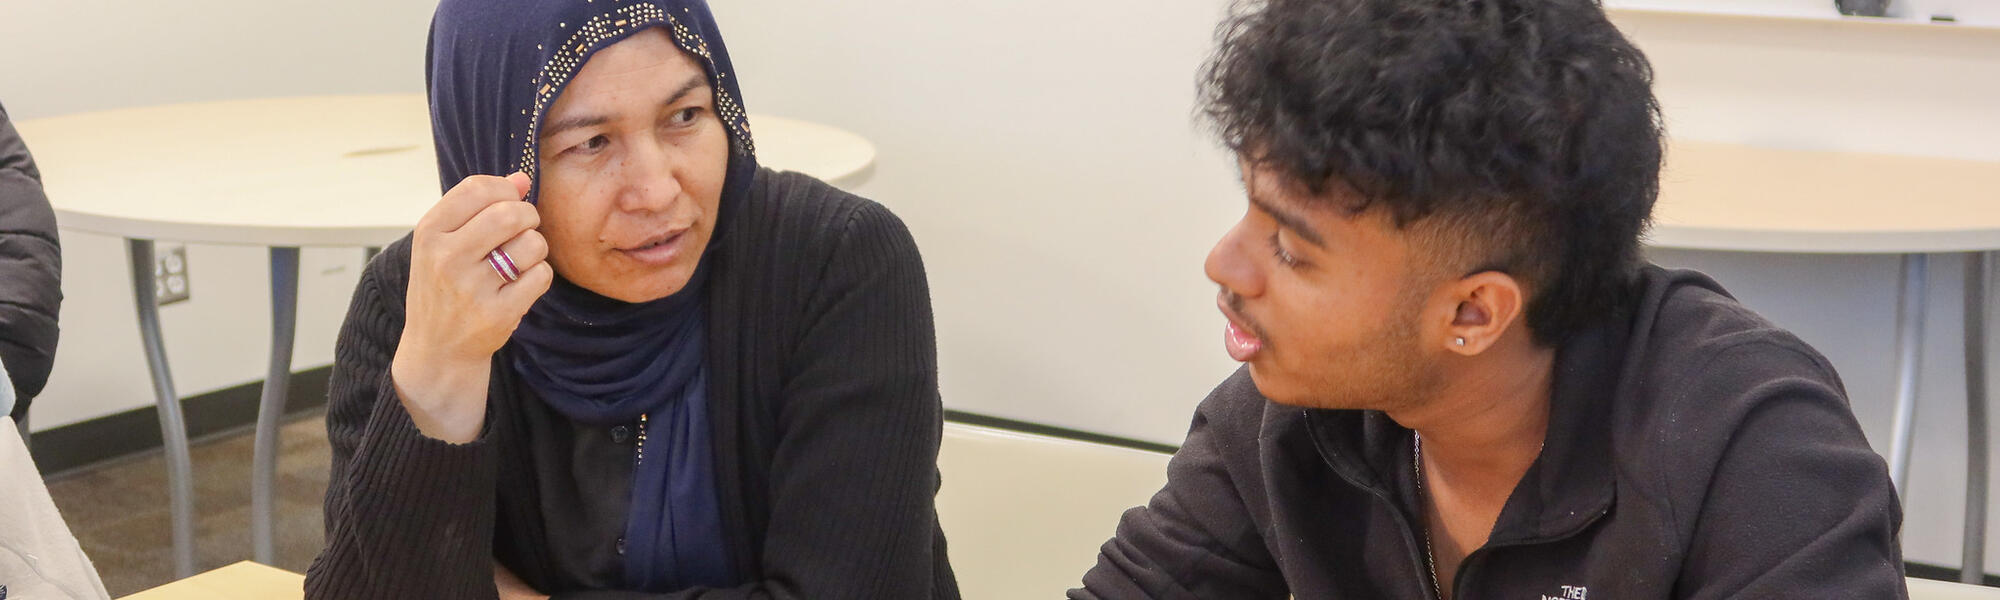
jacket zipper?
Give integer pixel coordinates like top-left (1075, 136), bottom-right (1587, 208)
top-left (1305, 412), bottom-right (1440, 600)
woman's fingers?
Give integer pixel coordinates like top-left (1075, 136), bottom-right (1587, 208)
top-left (503, 171), bottom-right (533, 199)
top-left (401, 173), bottom-right (554, 369)
top-left (491, 229), bottom-right (550, 278)
top-left (449, 199), bottom-right (542, 259)
top-left (498, 261), bottom-right (555, 308)
top-left (477, 229), bottom-right (549, 292)
top-left (420, 172), bottom-right (531, 235)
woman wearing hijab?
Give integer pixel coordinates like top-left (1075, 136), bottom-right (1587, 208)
top-left (305, 1), bottom-right (958, 598)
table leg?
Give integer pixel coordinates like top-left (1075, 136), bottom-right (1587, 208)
top-left (1964, 251), bottom-right (1990, 585)
top-left (251, 247), bottom-right (300, 565)
top-left (1890, 254), bottom-right (1929, 496)
top-left (128, 238), bottom-right (197, 578)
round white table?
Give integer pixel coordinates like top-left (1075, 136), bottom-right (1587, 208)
top-left (16, 94), bottom-right (877, 577)
top-left (1650, 139), bottom-right (2000, 582)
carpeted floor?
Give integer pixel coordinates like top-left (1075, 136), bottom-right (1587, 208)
top-left (43, 410), bottom-right (331, 597)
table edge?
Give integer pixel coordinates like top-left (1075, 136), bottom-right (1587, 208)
top-left (55, 209), bottom-right (411, 248)
top-left (1646, 224), bottom-right (2000, 255)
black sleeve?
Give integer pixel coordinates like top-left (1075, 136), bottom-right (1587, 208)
top-left (305, 241), bottom-right (505, 600)
top-left (1671, 341), bottom-right (1908, 599)
top-left (1072, 372), bottom-right (1288, 600)
top-left (549, 202), bottom-right (952, 600)
top-left (0, 102), bottom-right (62, 417)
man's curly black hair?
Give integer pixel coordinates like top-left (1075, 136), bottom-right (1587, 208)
top-left (1202, 0), bottom-right (1662, 346)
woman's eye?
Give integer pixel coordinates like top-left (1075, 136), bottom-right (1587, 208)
top-left (670, 107), bottom-right (702, 125)
top-left (573, 135), bottom-right (609, 154)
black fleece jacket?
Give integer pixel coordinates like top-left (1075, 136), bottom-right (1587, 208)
top-left (1076, 266), bottom-right (1905, 600)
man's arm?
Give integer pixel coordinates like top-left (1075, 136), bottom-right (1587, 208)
top-left (1071, 371), bottom-right (1288, 600)
top-left (0, 101), bottom-right (62, 419)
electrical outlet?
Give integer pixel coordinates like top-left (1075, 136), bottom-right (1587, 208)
top-left (154, 244), bottom-right (190, 306)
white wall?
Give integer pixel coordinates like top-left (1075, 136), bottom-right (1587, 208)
top-left (709, 0), bottom-right (1249, 450)
top-left (5, 0), bottom-right (1998, 575)
top-left (0, 1), bottom-right (437, 430)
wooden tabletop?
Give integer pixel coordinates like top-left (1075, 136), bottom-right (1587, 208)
top-left (15, 94), bottom-right (877, 248)
top-left (119, 561), bottom-right (303, 600)
top-left (1648, 139), bottom-right (2000, 254)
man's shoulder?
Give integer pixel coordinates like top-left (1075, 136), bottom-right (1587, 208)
top-left (1610, 266), bottom-right (1858, 486)
top-left (1628, 266), bottom-right (1843, 404)
top-left (1595, 269), bottom-right (1899, 589)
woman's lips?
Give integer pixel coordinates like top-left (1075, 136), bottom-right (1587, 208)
top-left (618, 230), bottom-right (687, 265)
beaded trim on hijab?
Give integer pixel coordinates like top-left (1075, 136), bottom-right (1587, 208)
top-left (512, 2), bottom-right (756, 180)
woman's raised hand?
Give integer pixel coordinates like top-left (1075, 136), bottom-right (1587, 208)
top-left (391, 172), bottom-right (553, 443)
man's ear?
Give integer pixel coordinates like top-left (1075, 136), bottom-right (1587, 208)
top-left (1442, 271), bottom-right (1526, 355)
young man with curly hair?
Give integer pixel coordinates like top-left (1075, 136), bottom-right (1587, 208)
top-left (1073, 0), bottom-right (1906, 597)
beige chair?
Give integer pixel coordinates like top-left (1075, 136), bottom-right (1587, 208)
top-left (937, 422), bottom-right (1172, 599)
top-left (1912, 578), bottom-right (2000, 599)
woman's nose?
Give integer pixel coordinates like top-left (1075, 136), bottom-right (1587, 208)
top-left (618, 136), bottom-right (683, 213)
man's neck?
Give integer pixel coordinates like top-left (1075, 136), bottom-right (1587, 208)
top-left (1393, 337), bottom-right (1559, 597)
top-left (1392, 341), bottom-right (1557, 495)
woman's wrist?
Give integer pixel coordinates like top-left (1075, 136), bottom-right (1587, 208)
top-left (389, 344), bottom-right (492, 443)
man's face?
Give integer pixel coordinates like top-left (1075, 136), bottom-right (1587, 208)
top-left (1204, 161), bottom-right (1447, 410)
top-left (535, 28), bottom-right (730, 303)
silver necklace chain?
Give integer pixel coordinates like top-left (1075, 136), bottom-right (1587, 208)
top-left (1414, 432), bottom-right (1442, 599)
top-left (1413, 431), bottom-right (1547, 600)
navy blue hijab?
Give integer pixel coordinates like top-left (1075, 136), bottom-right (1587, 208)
top-left (427, 0), bottom-right (757, 591)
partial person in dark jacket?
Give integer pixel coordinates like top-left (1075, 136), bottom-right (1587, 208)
top-left (0, 101), bottom-right (62, 422)
top-left (306, 1), bottom-right (957, 599)
top-left (1074, 0), bottom-right (1905, 598)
